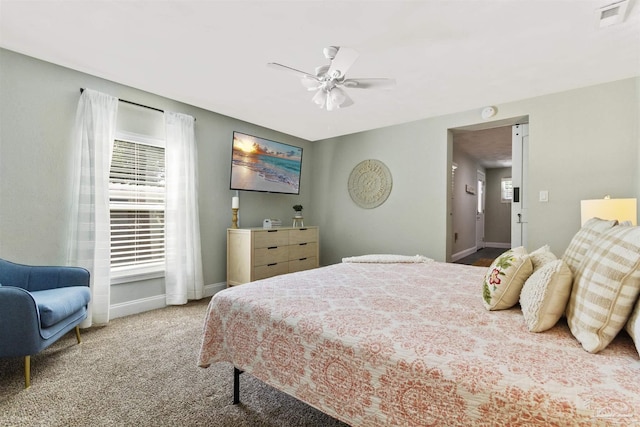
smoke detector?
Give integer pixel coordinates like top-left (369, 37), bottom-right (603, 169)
top-left (595, 0), bottom-right (629, 28)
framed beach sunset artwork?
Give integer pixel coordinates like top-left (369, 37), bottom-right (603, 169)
top-left (230, 131), bottom-right (303, 195)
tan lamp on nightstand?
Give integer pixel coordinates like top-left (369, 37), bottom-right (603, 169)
top-left (580, 196), bottom-right (637, 226)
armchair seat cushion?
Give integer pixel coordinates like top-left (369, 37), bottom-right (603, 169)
top-left (31, 286), bottom-right (91, 328)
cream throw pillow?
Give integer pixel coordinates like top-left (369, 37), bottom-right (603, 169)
top-left (562, 217), bottom-right (618, 275)
top-left (482, 247), bottom-right (533, 311)
top-left (625, 298), bottom-right (640, 356)
top-left (529, 245), bottom-right (557, 272)
top-left (566, 225), bottom-right (640, 353)
top-left (520, 260), bottom-right (572, 332)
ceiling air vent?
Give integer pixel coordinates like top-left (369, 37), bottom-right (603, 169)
top-left (596, 0), bottom-right (629, 27)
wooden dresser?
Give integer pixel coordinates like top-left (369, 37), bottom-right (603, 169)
top-left (226, 226), bottom-right (319, 286)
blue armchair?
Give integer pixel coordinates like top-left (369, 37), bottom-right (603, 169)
top-left (0, 258), bottom-right (91, 388)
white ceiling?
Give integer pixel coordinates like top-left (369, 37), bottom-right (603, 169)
top-left (1, 1), bottom-right (639, 142)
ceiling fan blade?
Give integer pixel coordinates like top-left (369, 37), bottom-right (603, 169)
top-left (342, 78), bottom-right (396, 89)
top-left (327, 47), bottom-right (359, 79)
top-left (267, 62), bottom-right (318, 80)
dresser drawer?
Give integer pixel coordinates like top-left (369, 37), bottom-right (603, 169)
top-left (254, 229), bottom-right (289, 248)
top-left (288, 242), bottom-right (317, 260)
top-left (254, 262), bottom-right (289, 281)
top-left (289, 257), bottom-right (317, 273)
top-left (254, 246), bottom-right (289, 266)
top-left (289, 228), bottom-right (317, 245)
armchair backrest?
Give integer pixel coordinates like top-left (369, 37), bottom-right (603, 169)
top-left (0, 259), bottom-right (90, 292)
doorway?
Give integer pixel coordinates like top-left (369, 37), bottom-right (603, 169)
top-left (448, 116), bottom-right (528, 262)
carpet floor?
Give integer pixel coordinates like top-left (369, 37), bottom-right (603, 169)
top-left (0, 298), bottom-right (348, 427)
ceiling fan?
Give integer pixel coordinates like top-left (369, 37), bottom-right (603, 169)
top-left (267, 46), bottom-right (396, 111)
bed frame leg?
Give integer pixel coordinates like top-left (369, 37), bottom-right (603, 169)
top-left (233, 367), bottom-right (243, 404)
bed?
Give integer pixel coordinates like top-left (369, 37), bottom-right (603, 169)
top-left (198, 246), bottom-right (640, 426)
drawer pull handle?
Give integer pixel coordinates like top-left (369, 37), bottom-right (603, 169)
top-left (267, 246), bottom-right (278, 249)
top-left (267, 230), bottom-right (278, 233)
top-left (299, 257), bottom-right (307, 261)
top-left (299, 243), bottom-right (307, 246)
top-left (267, 263), bottom-right (277, 266)
top-left (299, 228), bottom-right (308, 230)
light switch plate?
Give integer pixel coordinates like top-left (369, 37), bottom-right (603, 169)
top-left (539, 190), bottom-right (549, 202)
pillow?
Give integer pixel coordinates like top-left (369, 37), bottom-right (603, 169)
top-left (520, 260), bottom-right (572, 332)
top-left (625, 298), bottom-right (640, 356)
top-left (562, 217), bottom-right (618, 275)
top-left (528, 245), bottom-right (557, 272)
top-left (566, 225), bottom-right (640, 353)
top-left (342, 254), bottom-right (433, 263)
top-left (482, 247), bottom-right (533, 311)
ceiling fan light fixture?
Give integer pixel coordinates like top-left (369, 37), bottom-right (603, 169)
top-left (312, 89), bottom-right (327, 107)
top-left (315, 65), bottom-right (329, 77)
top-left (301, 76), bottom-right (320, 90)
top-left (329, 87), bottom-right (347, 107)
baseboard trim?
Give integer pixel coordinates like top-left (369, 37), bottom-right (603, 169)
top-left (204, 282), bottom-right (227, 297)
top-left (452, 247), bottom-right (477, 262)
top-left (110, 281), bottom-right (227, 319)
top-left (484, 242), bottom-right (511, 249)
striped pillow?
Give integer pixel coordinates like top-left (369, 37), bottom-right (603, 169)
top-left (562, 217), bottom-right (618, 275)
top-left (566, 225), bottom-right (640, 353)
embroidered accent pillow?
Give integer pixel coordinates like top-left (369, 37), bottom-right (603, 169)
top-left (626, 298), bottom-right (640, 356)
top-left (529, 245), bottom-right (557, 272)
top-left (566, 225), bottom-right (640, 353)
top-left (562, 217), bottom-right (618, 275)
top-left (482, 247), bottom-right (533, 311)
top-left (520, 260), bottom-right (572, 332)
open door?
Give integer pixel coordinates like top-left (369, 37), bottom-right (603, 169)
top-left (511, 124), bottom-right (529, 248)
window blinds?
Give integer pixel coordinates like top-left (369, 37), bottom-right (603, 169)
top-left (109, 139), bottom-right (165, 269)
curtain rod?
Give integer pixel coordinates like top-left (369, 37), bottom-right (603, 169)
top-left (80, 88), bottom-right (164, 114)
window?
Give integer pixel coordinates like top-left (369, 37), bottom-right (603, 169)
top-left (109, 135), bottom-right (165, 278)
top-left (501, 177), bottom-right (513, 203)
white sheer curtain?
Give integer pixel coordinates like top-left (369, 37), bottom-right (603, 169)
top-left (68, 88), bottom-right (118, 326)
top-left (164, 111), bottom-right (204, 304)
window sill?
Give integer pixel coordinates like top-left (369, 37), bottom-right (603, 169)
top-left (111, 264), bottom-right (165, 285)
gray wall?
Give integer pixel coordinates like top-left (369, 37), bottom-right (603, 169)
top-left (313, 77), bottom-right (639, 264)
top-left (0, 48), bottom-right (314, 307)
top-left (485, 167), bottom-right (512, 246)
top-left (451, 144), bottom-right (483, 256)
top-left (2, 48), bottom-right (639, 311)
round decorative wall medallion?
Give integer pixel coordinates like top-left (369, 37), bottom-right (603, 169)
top-left (348, 159), bottom-right (393, 209)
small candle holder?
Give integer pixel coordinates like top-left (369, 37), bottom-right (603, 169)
top-left (231, 208), bottom-right (239, 229)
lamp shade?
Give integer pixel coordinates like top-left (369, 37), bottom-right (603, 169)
top-left (580, 198), bottom-right (637, 226)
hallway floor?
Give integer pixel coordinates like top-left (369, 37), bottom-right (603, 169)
top-left (454, 247), bottom-right (506, 266)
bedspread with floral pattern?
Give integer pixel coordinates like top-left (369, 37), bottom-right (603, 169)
top-left (198, 262), bottom-right (640, 426)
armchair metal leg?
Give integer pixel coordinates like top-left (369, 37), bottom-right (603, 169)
top-left (24, 356), bottom-right (30, 389)
top-left (75, 325), bottom-right (82, 344)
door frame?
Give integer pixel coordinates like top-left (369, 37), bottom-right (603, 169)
top-left (447, 115), bottom-right (529, 262)
top-left (476, 169), bottom-right (486, 250)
